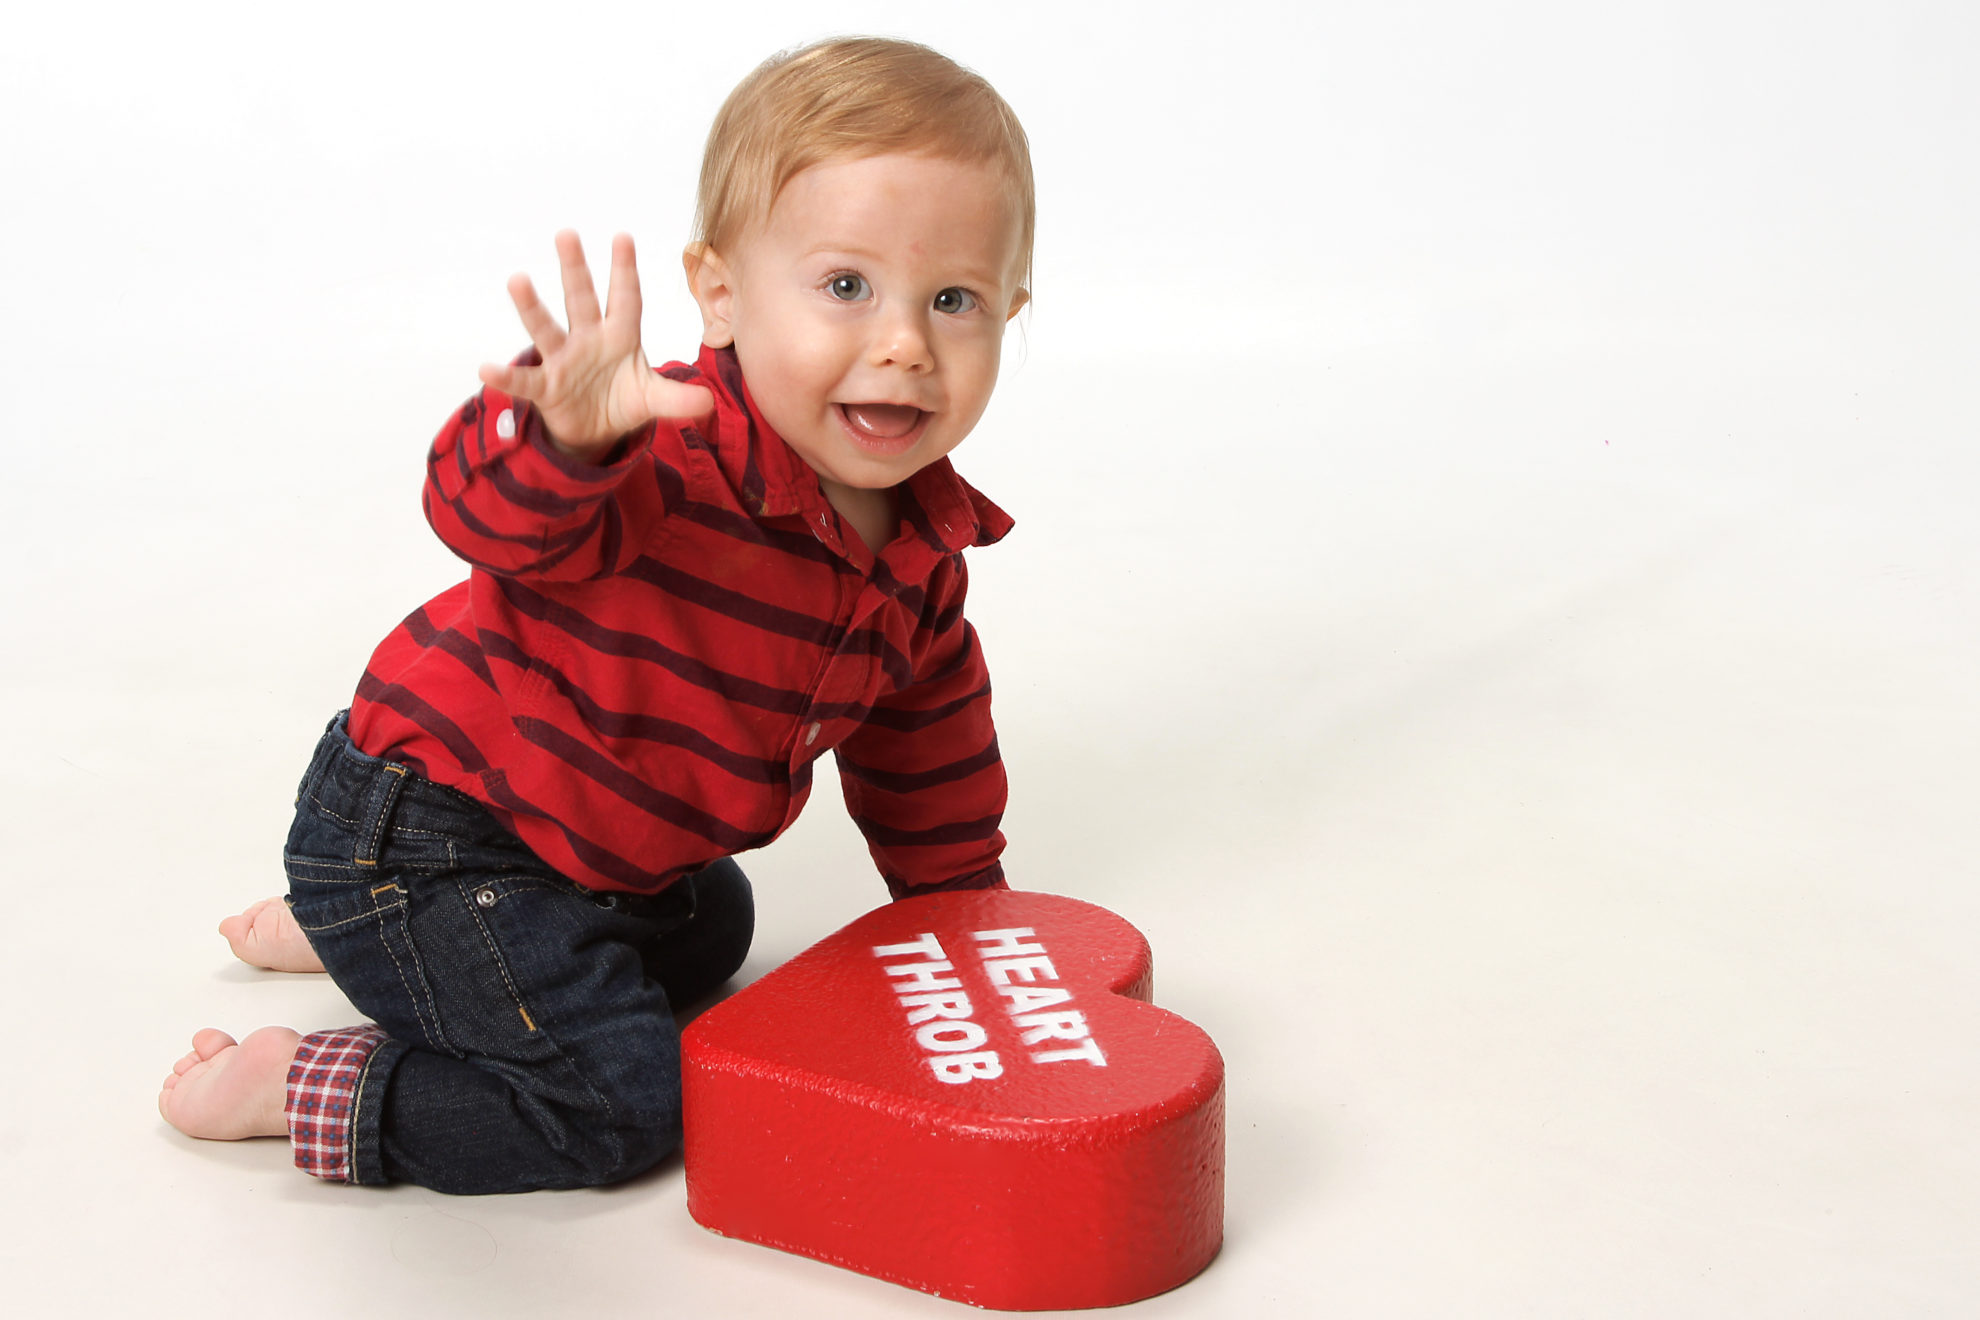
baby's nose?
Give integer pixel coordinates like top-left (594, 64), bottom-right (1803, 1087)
top-left (868, 308), bottom-right (934, 371)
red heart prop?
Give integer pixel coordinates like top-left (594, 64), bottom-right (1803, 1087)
top-left (682, 889), bottom-right (1225, 1310)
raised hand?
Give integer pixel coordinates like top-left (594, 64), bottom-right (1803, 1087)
top-left (478, 231), bottom-right (714, 460)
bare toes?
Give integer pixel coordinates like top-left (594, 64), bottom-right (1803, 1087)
top-left (191, 1027), bottom-right (238, 1059)
top-left (158, 1026), bottom-right (300, 1140)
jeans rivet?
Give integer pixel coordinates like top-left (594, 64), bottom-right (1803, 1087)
top-left (476, 887), bottom-right (497, 908)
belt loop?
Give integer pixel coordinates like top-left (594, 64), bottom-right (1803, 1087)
top-left (354, 762), bottom-right (411, 870)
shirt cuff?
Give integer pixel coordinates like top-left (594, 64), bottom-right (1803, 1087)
top-left (885, 861), bottom-right (1009, 902)
top-left (505, 399), bottom-right (654, 493)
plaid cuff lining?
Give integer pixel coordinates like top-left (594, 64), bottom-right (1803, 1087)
top-left (286, 1024), bottom-right (387, 1182)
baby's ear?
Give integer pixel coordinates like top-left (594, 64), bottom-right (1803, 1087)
top-left (1005, 287), bottom-right (1030, 322)
top-left (683, 244), bottom-right (737, 348)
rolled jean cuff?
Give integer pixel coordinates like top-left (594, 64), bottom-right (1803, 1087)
top-left (287, 1024), bottom-right (388, 1182)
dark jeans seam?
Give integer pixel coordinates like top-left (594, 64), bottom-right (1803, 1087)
top-left (292, 901), bottom-right (401, 936)
top-left (305, 793), bottom-right (358, 826)
top-left (349, 1041), bottom-right (394, 1186)
top-left (458, 881), bottom-right (543, 1036)
top-left (460, 879), bottom-right (638, 1171)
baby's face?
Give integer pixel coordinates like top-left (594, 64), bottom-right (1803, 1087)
top-left (696, 153), bottom-right (1028, 492)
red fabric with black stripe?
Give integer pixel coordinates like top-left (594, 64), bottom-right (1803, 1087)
top-left (347, 344), bottom-right (1012, 898)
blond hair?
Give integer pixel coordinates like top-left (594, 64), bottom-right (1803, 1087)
top-left (692, 37), bottom-right (1034, 292)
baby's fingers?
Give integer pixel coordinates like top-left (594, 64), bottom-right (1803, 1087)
top-left (556, 229), bottom-right (604, 329)
top-left (604, 233), bottom-right (643, 330)
top-left (505, 273), bottom-right (567, 358)
top-left (477, 360), bottom-right (544, 403)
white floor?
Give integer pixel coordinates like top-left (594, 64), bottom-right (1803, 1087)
top-left (6, 4), bottom-right (1978, 1317)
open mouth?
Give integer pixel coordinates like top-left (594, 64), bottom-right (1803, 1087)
top-left (836, 402), bottom-right (930, 454)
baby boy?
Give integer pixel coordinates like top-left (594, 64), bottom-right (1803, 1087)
top-left (158, 36), bottom-right (1034, 1194)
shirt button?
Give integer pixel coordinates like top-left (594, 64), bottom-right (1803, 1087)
top-left (804, 722), bottom-right (821, 746)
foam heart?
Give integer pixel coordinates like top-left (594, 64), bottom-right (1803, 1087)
top-left (681, 889), bottom-right (1224, 1311)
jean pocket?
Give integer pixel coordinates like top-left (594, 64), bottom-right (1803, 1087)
top-left (286, 873), bottom-right (454, 1052)
top-left (287, 869), bottom-right (406, 937)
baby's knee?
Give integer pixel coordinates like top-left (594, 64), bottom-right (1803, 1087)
top-left (646, 860), bottom-right (755, 1006)
top-left (690, 858), bottom-right (755, 975)
top-left (605, 1111), bottom-right (683, 1183)
top-left (573, 1030), bottom-right (687, 1185)
top-left (551, 1081), bottom-right (681, 1188)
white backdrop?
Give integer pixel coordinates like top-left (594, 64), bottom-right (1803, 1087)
top-left (3, 2), bottom-right (1976, 1316)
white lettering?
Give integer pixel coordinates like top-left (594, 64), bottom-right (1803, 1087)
top-left (997, 984), bottom-right (1074, 1014)
top-left (871, 932), bottom-right (947, 960)
top-left (873, 931), bottom-right (1001, 1082)
top-left (916, 1020), bottom-right (990, 1053)
top-left (884, 961), bottom-right (963, 994)
top-left (1014, 1009), bottom-right (1090, 1046)
top-left (969, 926), bottom-right (1110, 1069)
top-left (984, 954), bottom-right (1058, 986)
top-left (897, 991), bottom-right (975, 1025)
top-left (972, 927), bottom-right (1046, 959)
top-left (930, 1052), bottom-right (1004, 1084)
top-left (1032, 1037), bottom-right (1108, 1067)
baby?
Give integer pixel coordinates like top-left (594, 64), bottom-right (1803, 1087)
top-left (158, 36), bottom-right (1033, 1194)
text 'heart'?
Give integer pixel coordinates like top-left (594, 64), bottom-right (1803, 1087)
top-left (682, 889), bottom-right (1224, 1310)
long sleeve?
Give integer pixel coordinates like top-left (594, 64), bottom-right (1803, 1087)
top-left (834, 553), bottom-right (1010, 900)
top-left (422, 374), bottom-right (666, 582)
top-left (353, 342), bottom-right (1016, 898)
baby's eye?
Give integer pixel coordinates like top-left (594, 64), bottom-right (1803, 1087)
top-left (828, 273), bottom-right (870, 302)
top-left (933, 287), bottom-right (978, 315)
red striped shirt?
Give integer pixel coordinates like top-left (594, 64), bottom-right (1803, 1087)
top-left (347, 344), bottom-right (1012, 897)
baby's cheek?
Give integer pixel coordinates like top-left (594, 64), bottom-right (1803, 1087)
top-left (959, 349), bottom-right (1005, 414)
top-left (770, 337), bottom-right (847, 400)
top-left (738, 342), bottom-right (822, 423)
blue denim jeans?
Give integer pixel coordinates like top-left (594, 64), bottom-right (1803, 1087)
top-left (283, 713), bottom-right (753, 1194)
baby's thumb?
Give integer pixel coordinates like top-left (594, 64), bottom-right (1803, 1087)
top-left (646, 376), bottom-right (716, 421)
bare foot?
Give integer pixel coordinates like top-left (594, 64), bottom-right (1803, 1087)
top-left (158, 1026), bottom-right (302, 1139)
top-left (220, 897), bottom-right (324, 972)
